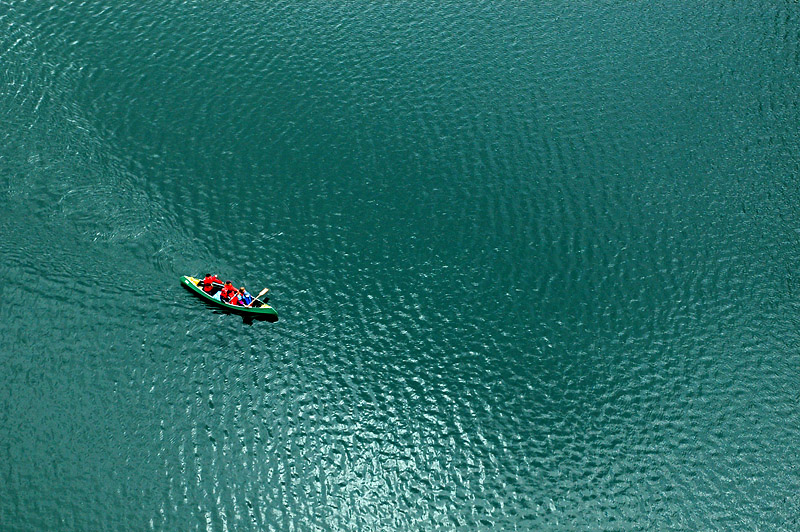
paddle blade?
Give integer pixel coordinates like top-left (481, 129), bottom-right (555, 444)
top-left (256, 287), bottom-right (269, 298)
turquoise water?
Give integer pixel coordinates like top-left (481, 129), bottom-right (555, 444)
top-left (2, 1), bottom-right (800, 529)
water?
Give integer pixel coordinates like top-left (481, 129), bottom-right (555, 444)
top-left (2, 1), bottom-right (799, 529)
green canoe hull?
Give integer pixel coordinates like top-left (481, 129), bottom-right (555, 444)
top-left (180, 276), bottom-right (278, 322)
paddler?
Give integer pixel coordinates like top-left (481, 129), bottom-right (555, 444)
top-left (219, 281), bottom-right (237, 303)
top-left (236, 287), bottom-right (254, 307)
top-left (201, 273), bottom-right (222, 293)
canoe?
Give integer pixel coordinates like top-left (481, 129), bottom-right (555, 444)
top-left (180, 275), bottom-right (278, 321)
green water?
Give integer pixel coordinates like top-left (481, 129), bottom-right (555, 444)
top-left (2, 1), bottom-right (799, 530)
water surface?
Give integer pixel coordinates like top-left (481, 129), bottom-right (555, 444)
top-left (2, 1), bottom-right (799, 530)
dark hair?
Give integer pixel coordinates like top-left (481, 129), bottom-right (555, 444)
top-left (225, 281), bottom-right (231, 285)
top-left (205, 273), bottom-right (211, 277)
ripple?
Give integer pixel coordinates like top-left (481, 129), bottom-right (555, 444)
top-left (2, 1), bottom-right (800, 530)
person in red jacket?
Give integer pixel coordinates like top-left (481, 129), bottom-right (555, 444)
top-left (201, 274), bottom-right (222, 293)
top-left (220, 281), bottom-right (237, 303)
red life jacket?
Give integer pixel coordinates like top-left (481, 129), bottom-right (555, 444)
top-left (220, 286), bottom-right (236, 301)
top-left (203, 275), bottom-right (222, 292)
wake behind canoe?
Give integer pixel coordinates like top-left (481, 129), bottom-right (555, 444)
top-left (180, 276), bottom-right (278, 321)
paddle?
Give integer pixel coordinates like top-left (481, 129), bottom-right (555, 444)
top-left (248, 287), bottom-right (269, 307)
